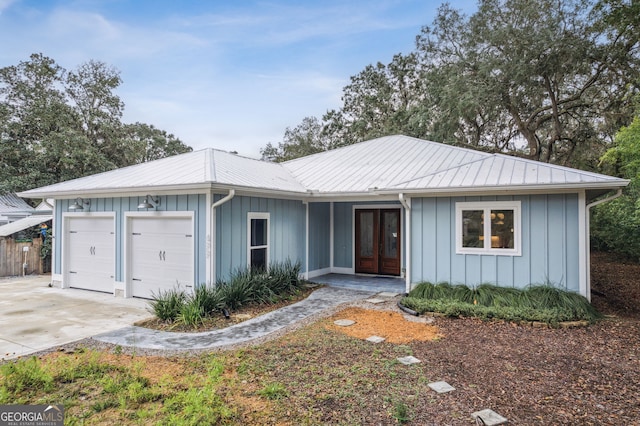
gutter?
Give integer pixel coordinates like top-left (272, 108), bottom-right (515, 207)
top-left (211, 189), bottom-right (235, 283)
top-left (585, 189), bottom-right (623, 301)
top-left (398, 193), bottom-right (411, 293)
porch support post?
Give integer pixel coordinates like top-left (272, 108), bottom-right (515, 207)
top-left (399, 193), bottom-right (411, 293)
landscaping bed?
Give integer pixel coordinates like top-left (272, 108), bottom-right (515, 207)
top-left (1, 252), bottom-right (638, 424)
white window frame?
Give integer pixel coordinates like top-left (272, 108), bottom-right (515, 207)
top-left (247, 212), bottom-right (270, 269)
top-left (455, 201), bottom-right (521, 256)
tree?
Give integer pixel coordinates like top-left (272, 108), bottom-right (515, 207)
top-left (592, 115), bottom-right (640, 258)
top-left (0, 54), bottom-right (192, 194)
top-left (322, 53), bottom-right (430, 147)
top-left (0, 53), bottom-right (76, 192)
top-left (416, 0), bottom-right (639, 167)
top-left (262, 1), bottom-right (638, 165)
top-left (65, 59), bottom-right (125, 162)
top-left (261, 116), bottom-right (330, 162)
top-left (121, 123), bottom-right (191, 165)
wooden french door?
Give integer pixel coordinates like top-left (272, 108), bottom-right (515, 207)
top-left (355, 209), bottom-right (401, 276)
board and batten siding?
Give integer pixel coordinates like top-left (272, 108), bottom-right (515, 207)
top-left (214, 195), bottom-right (306, 281)
top-left (308, 202), bottom-right (330, 272)
top-left (53, 194), bottom-right (207, 285)
top-left (410, 194), bottom-right (580, 291)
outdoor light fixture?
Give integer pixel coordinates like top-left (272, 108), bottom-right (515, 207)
top-left (137, 195), bottom-right (160, 209)
top-left (68, 197), bottom-right (90, 211)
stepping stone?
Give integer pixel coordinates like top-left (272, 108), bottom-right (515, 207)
top-left (397, 356), bottom-right (421, 365)
top-left (366, 335), bottom-right (385, 343)
top-left (377, 292), bottom-right (399, 298)
top-left (428, 381), bottom-right (455, 393)
top-left (402, 314), bottom-right (435, 324)
top-left (365, 298), bottom-right (386, 304)
top-left (333, 319), bottom-right (356, 327)
top-left (471, 409), bottom-right (508, 426)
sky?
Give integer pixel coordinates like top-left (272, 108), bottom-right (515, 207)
top-left (0, 0), bottom-right (477, 158)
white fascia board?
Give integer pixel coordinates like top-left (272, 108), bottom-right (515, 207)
top-left (372, 181), bottom-right (629, 197)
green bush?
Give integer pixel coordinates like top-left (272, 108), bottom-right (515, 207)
top-left (191, 283), bottom-right (225, 315)
top-left (402, 281), bottom-right (600, 324)
top-left (149, 287), bottom-right (187, 321)
top-left (149, 260), bottom-right (304, 324)
top-left (176, 302), bottom-right (204, 328)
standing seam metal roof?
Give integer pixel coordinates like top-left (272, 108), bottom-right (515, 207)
top-left (17, 135), bottom-right (627, 198)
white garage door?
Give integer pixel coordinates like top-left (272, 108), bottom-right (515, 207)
top-left (129, 216), bottom-right (193, 299)
top-left (66, 216), bottom-right (115, 293)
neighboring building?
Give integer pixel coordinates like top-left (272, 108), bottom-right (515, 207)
top-left (0, 193), bottom-right (34, 226)
top-left (18, 135), bottom-right (628, 300)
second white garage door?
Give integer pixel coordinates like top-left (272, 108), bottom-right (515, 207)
top-left (128, 216), bottom-right (194, 299)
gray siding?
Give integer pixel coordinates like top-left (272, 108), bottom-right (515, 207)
top-left (54, 195), bottom-right (207, 284)
top-left (308, 202), bottom-right (330, 272)
top-left (411, 194), bottom-right (581, 291)
top-left (214, 195), bottom-right (306, 281)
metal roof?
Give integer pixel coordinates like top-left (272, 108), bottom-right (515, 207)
top-left (0, 193), bottom-right (34, 213)
top-left (282, 135), bottom-right (627, 194)
top-left (283, 135), bottom-right (487, 193)
top-left (0, 215), bottom-right (52, 237)
top-left (19, 149), bottom-right (306, 198)
top-left (18, 135), bottom-right (628, 199)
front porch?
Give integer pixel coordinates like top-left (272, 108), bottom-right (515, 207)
top-left (311, 274), bottom-right (406, 294)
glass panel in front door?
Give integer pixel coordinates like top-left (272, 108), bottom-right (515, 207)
top-left (383, 211), bottom-right (398, 258)
top-left (360, 211), bottom-right (374, 257)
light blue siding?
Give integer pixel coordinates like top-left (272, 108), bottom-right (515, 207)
top-left (411, 194), bottom-right (581, 291)
top-left (53, 194), bottom-right (207, 285)
top-left (214, 195), bottom-right (306, 281)
top-left (308, 203), bottom-right (330, 272)
top-left (333, 202), bottom-right (352, 268)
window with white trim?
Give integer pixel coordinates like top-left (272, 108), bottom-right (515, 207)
top-left (248, 212), bottom-right (269, 270)
top-left (455, 201), bottom-right (521, 255)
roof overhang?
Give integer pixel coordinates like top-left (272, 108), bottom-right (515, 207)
top-left (371, 180), bottom-right (630, 197)
top-left (0, 215), bottom-right (52, 237)
top-left (18, 179), bottom-right (630, 203)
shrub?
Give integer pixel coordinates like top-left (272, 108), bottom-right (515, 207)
top-left (191, 283), bottom-right (225, 315)
top-left (402, 281), bottom-right (600, 324)
top-left (149, 287), bottom-right (187, 321)
top-left (149, 260), bottom-right (304, 324)
top-left (175, 302), bottom-right (204, 328)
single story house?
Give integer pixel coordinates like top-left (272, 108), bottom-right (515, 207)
top-left (18, 135), bottom-right (628, 300)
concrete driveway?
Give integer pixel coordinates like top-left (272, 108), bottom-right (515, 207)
top-left (0, 275), bottom-right (152, 360)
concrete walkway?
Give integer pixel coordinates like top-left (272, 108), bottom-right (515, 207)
top-left (93, 286), bottom-right (374, 350)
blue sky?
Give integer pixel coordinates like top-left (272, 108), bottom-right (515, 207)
top-left (0, 0), bottom-right (477, 157)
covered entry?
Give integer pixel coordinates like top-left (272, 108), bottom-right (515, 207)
top-left (355, 208), bottom-right (401, 275)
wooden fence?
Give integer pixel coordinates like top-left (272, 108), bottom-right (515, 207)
top-left (0, 238), bottom-right (50, 277)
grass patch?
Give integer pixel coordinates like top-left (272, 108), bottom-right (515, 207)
top-left (403, 282), bottom-right (601, 324)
